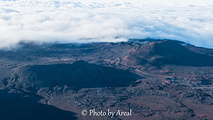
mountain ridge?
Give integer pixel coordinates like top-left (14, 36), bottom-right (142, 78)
top-left (0, 39), bottom-right (213, 120)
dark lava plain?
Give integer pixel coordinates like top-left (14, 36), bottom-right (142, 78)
top-left (0, 39), bottom-right (213, 120)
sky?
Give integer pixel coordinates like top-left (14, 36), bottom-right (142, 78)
top-left (0, 0), bottom-right (213, 49)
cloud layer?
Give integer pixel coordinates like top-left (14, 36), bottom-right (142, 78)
top-left (0, 0), bottom-right (213, 49)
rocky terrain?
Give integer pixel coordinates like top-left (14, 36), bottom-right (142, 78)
top-left (0, 39), bottom-right (213, 120)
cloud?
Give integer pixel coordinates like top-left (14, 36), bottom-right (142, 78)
top-left (0, 0), bottom-right (213, 49)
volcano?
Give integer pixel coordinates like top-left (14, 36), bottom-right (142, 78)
top-left (0, 39), bottom-right (213, 120)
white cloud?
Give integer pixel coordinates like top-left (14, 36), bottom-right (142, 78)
top-left (0, 0), bottom-right (213, 49)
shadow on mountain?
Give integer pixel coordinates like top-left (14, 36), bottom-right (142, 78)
top-left (136, 40), bottom-right (213, 67)
top-left (9, 61), bottom-right (142, 90)
top-left (0, 90), bottom-right (77, 120)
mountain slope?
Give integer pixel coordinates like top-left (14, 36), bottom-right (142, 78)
top-left (6, 61), bottom-right (142, 91)
top-left (0, 40), bottom-right (213, 120)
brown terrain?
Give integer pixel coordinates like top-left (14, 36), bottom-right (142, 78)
top-left (0, 39), bottom-right (213, 120)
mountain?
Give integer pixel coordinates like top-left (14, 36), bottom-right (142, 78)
top-left (130, 40), bottom-right (213, 66)
top-left (6, 61), bottom-right (142, 91)
top-left (0, 39), bottom-right (213, 120)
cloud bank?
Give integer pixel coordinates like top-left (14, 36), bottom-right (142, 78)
top-left (0, 0), bottom-right (213, 49)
